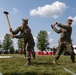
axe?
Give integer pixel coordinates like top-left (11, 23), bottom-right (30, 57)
top-left (3, 11), bottom-right (11, 29)
top-left (3, 11), bottom-right (13, 37)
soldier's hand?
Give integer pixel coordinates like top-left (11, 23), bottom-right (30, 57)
top-left (55, 22), bottom-right (59, 25)
top-left (11, 34), bottom-right (14, 38)
top-left (51, 24), bottom-right (55, 28)
top-left (9, 28), bottom-right (13, 32)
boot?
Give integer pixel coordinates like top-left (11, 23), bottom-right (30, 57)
top-left (32, 51), bottom-right (35, 59)
top-left (33, 57), bottom-right (35, 59)
top-left (53, 59), bottom-right (57, 64)
top-left (24, 59), bottom-right (31, 66)
top-left (33, 54), bottom-right (35, 59)
top-left (72, 60), bottom-right (76, 63)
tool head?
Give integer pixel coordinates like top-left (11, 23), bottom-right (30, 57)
top-left (3, 11), bottom-right (9, 14)
top-left (51, 25), bottom-right (53, 29)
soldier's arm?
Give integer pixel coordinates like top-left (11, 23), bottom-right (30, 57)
top-left (14, 35), bottom-right (22, 38)
top-left (58, 23), bottom-right (68, 30)
top-left (18, 29), bottom-right (31, 40)
top-left (12, 27), bottom-right (21, 35)
top-left (53, 27), bottom-right (61, 34)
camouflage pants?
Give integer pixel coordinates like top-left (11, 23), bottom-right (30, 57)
top-left (23, 43), bottom-right (35, 60)
top-left (31, 47), bottom-right (35, 59)
top-left (55, 42), bottom-right (75, 61)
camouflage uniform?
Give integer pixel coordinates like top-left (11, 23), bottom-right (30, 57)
top-left (11, 18), bottom-right (35, 65)
top-left (53, 19), bottom-right (75, 62)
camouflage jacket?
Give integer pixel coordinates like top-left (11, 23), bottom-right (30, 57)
top-left (12, 26), bottom-right (35, 47)
top-left (53, 23), bottom-right (72, 43)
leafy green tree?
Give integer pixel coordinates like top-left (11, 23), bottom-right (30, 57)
top-left (17, 38), bottom-right (24, 50)
top-left (2, 33), bottom-right (13, 51)
top-left (37, 30), bottom-right (49, 51)
top-left (9, 46), bottom-right (14, 54)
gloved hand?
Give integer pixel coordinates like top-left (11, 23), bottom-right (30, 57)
top-left (9, 28), bottom-right (13, 33)
top-left (11, 34), bottom-right (14, 38)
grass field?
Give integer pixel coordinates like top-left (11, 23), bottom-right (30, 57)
top-left (0, 54), bottom-right (76, 75)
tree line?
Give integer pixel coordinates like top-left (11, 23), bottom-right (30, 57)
top-left (0, 30), bottom-right (50, 54)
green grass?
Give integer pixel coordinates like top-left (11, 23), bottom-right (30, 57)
top-left (0, 54), bottom-right (76, 75)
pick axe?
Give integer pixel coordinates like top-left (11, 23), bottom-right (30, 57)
top-left (3, 11), bottom-right (11, 29)
top-left (3, 11), bottom-right (13, 37)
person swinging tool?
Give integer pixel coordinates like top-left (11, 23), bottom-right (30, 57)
top-left (9, 18), bottom-right (35, 66)
top-left (51, 19), bottom-right (75, 64)
top-left (3, 11), bottom-right (35, 66)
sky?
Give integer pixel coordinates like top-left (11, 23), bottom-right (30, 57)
top-left (0, 0), bottom-right (76, 51)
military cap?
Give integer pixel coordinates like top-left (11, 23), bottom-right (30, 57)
top-left (22, 18), bottom-right (28, 24)
top-left (67, 19), bottom-right (73, 24)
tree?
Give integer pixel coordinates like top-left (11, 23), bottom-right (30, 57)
top-left (2, 33), bottom-right (13, 51)
top-left (17, 38), bottom-right (24, 50)
top-left (9, 46), bottom-right (14, 54)
top-left (37, 30), bottom-right (49, 51)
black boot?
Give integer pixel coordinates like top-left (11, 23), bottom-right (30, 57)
top-left (24, 58), bottom-right (31, 66)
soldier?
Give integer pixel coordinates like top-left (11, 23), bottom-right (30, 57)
top-left (9, 18), bottom-right (35, 65)
top-left (51, 19), bottom-right (75, 64)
